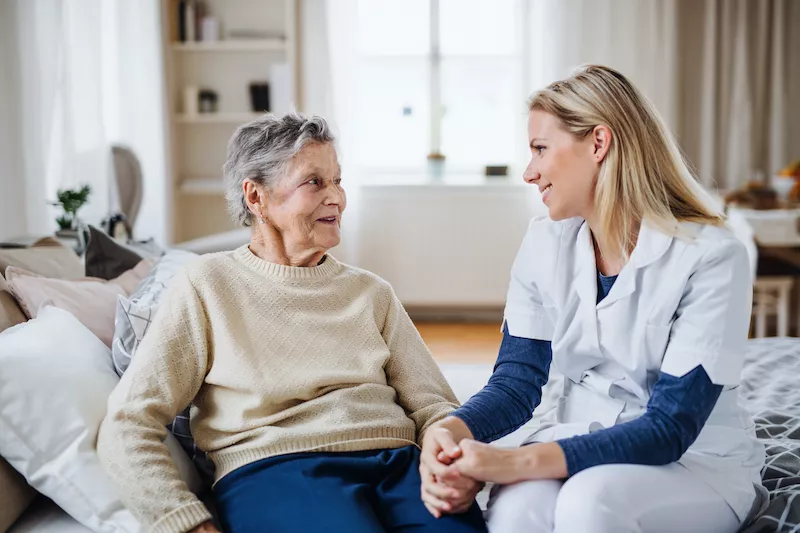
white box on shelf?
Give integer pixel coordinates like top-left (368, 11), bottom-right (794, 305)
top-left (268, 63), bottom-right (292, 116)
top-left (201, 17), bottom-right (220, 42)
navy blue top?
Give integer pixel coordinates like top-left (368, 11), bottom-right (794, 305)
top-left (451, 271), bottom-right (723, 477)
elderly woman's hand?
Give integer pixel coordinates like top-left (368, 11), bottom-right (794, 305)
top-left (419, 420), bottom-right (484, 517)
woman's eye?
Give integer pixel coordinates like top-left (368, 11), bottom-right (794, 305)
top-left (334, 178), bottom-right (342, 186)
top-left (534, 145), bottom-right (546, 155)
top-left (308, 177), bottom-right (320, 186)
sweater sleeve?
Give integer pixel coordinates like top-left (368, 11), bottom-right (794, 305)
top-left (556, 365), bottom-right (723, 477)
top-left (381, 285), bottom-right (460, 442)
top-left (97, 271), bottom-right (213, 533)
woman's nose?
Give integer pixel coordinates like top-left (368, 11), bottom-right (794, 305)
top-left (523, 162), bottom-right (539, 184)
top-left (326, 183), bottom-right (345, 205)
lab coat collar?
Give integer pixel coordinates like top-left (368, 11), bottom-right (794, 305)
top-left (574, 218), bottom-right (674, 308)
top-left (629, 219), bottom-right (675, 269)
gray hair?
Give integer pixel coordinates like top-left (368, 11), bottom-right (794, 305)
top-left (223, 112), bottom-right (335, 226)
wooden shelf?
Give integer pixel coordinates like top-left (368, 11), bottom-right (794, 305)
top-left (164, 0), bottom-right (298, 244)
top-left (172, 39), bottom-right (286, 52)
top-left (180, 179), bottom-right (226, 195)
top-left (175, 113), bottom-right (265, 124)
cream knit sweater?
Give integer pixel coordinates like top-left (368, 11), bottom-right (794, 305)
top-left (97, 245), bottom-right (459, 533)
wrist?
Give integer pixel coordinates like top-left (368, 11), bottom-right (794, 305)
top-left (517, 444), bottom-right (541, 480)
top-left (438, 415), bottom-right (475, 443)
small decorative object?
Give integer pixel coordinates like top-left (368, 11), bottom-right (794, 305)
top-left (485, 165), bottom-right (509, 177)
top-left (268, 63), bottom-right (291, 115)
top-left (52, 185), bottom-right (92, 231)
top-left (427, 153), bottom-right (446, 181)
top-left (201, 16), bottom-right (219, 42)
top-left (249, 82), bottom-right (270, 112)
top-left (183, 0), bottom-right (196, 42)
top-left (102, 213), bottom-right (132, 242)
top-left (178, 0), bottom-right (187, 41)
top-left (774, 159), bottom-right (800, 204)
top-left (183, 85), bottom-right (199, 116)
top-left (198, 89), bottom-right (218, 113)
top-left (778, 159), bottom-right (800, 178)
top-left (724, 181), bottom-right (778, 210)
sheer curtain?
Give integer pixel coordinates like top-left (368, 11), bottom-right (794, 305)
top-left (13, 0), bottom-right (111, 236)
top-left (301, 0), bottom-right (363, 265)
top-left (2, 0), bottom-right (167, 242)
top-left (525, 0), bottom-right (800, 190)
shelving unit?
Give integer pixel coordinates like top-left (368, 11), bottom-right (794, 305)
top-left (171, 39), bottom-right (287, 52)
top-left (174, 112), bottom-right (266, 124)
top-left (161, 0), bottom-right (299, 244)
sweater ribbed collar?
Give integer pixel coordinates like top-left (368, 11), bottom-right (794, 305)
top-left (233, 245), bottom-right (342, 279)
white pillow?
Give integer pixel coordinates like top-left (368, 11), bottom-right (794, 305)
top-left (0, 306), bottom-right (202, 533)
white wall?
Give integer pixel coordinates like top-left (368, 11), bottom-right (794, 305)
top-left (341, 183), bottom-right (544, 306)
top-left (0, 1), bottom-right (27, 241)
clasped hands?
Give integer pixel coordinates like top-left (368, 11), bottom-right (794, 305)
top-left (419, 419), bottom-right (569, 518)
top-left (419, 423), bottom-right (524, 518)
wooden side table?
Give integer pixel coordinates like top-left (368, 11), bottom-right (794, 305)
top-left (729, 206), bottom-right (800, 337)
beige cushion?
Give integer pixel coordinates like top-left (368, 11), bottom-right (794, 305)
top-left (0, 457), bottom-right (35, 533)
top-left (0, 238), bottom-right (88, 531)
top-left (4, 260), bottom-right (154, 346)
top-left (0, 278), bottom-right (26, 336)
top-left (0, 238), bottom-right (83, 280)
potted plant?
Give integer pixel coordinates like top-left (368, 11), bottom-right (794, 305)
top-left (51, 185), bottom-right (92, 234)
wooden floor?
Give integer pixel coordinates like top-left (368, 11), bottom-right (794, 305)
top-left (416, 322), bottom-right (502, 364)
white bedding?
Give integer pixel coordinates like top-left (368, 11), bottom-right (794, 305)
top-left (8, 499), bottom-right (91, 533)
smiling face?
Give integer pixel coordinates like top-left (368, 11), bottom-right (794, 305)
top-left (524, 110), bottom-right (601, 221)
top-left (258, 142), bottom-right (346, 253)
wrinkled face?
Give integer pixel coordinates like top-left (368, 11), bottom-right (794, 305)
top-left (261, 142), bottom-right (346, 252)
top-left (524, 110), bottom-right (600, 221)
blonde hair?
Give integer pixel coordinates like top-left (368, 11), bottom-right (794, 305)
top-left (528, 65), bottom-right (723, 260)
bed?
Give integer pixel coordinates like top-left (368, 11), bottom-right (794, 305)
top-left (7, 338), bottom-right (800, 532)
top-left (738, 338), bottom-right (800, 532)
top-left (442, 337), bottom-right (800, 532)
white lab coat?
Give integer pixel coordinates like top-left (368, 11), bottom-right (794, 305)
top-left (504, 216), bottom-right (765, 522)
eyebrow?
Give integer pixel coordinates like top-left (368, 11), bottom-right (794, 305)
top-left (529, 137), bottom-right (547, 148)
top-left (296, 166), bottom-right (342, 179)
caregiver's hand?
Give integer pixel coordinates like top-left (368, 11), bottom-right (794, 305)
top-left (420, 418), bottom-right (482, 518)
top-left (453, 440), bottom-right (568, 484)
top-left (189, 522), bottom-right (221, 533)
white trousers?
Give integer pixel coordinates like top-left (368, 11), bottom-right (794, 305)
top-left (485, 463), bottom-right (741, 533)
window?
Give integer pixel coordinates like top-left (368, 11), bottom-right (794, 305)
top-left (354, 0), bottom-right (529, 179)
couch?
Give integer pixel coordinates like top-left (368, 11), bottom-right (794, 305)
top-left (0, 240), bottom-right (89, 532)
top-left (4, 235), bottom-right (798, 533)
top-left (0, 236), bottom-right (518, 533)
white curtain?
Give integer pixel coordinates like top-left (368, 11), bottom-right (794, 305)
top-left (13, 0), bottom-right (111, 236)
top-left (301, 0), bottom-right (364, 265)
top-left (525, 0), bottom-right (800, 191)
top-left (1, 0), bottom-right (167, 242)
top-left (0, 1), bottom-right (26, 240)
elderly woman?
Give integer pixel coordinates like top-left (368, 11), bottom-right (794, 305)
top-left (97, 113), bottom-right (487, 533)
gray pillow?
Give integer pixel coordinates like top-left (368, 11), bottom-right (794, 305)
top-left (111, 250), bottom-right (215, 484)
top-left (85, 225), bottom-right (163, 280)
top-left (110, 249), bottom-right (197, 375)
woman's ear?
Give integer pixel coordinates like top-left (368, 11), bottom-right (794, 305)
top-left (243, 179), bottom-right (266, 219)
top-left (592, 125), bottom-right (612, 163)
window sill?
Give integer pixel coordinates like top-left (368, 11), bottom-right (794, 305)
top-left (355, 170), bottom-right (528, 189)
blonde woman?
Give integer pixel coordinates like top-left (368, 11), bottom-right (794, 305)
top-left (419, 65), bottom-right (765, 532)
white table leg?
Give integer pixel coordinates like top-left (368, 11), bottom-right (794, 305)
top-left (778, 285), bottom-right (790, 337)
top-left (756, 297), bottom-right (768, 338)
